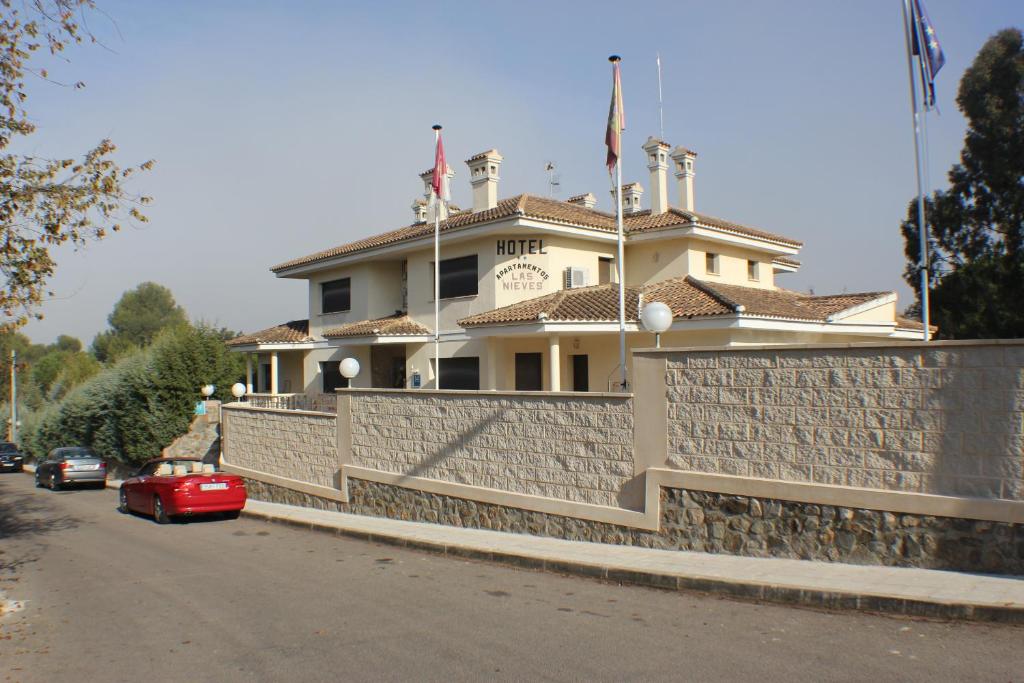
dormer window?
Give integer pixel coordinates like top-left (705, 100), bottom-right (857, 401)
top-left (748, 260), bottom-right (759, 281)
top-left (705, 252), bottom-right (720, 275)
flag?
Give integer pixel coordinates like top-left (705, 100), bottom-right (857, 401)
top-left (605, 57), bottom-right (625, 173)
top-left (910, 0), bottom-right (945, 108)
top-left (431, 129), bottom-right (450, 205)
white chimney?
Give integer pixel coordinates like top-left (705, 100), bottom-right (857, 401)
top-left (642, 137), bottom-right (670, 214)
top-left (566, 192), bottom-right (597, 209)
top-left (465, 149), bottom-right (503, 212)
top-left (670, 146), bottom-right (697, 211)
top-left (419, 166), bottom-right (455, 221)
top-left (411, 198), bottom-right (427, 223)
top-left (611, 182), bottom-right (644, 215)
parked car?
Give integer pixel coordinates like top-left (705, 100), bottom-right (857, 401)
top-left (118, 457), bottom-right (246, 524)
top-left (35, 447), bottom-right (107, 490)
top-left (0, 442), bottom-right (23, 472)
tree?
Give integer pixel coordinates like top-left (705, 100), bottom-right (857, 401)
top-left (92, 282), bottom-right (187, 362)
top-left (900, 28), bottom-right (1024, 339)
top-left (52, 335), bottom-right (82, 353)
top-left (0, 1), bottom-right (153, 331)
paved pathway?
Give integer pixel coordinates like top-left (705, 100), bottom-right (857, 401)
top-left (243, 498), bottom-right (1024, 622)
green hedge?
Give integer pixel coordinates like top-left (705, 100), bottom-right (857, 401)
top-left (26, 325), bottom-right (243, 465)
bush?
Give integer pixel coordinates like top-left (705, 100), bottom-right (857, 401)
top-left (25, 324), bottom-right (243, 465)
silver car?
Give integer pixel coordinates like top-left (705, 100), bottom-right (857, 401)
top-left (35, 447), bottom-right (107, 490)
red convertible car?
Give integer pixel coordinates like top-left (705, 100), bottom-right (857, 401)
top-left (118, 457), bottom-right (247, 524)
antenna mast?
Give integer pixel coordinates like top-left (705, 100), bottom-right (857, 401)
top-left (656, 52), bottom-right (665, 140)
top-left (544, 161), bottom-right (560, 197)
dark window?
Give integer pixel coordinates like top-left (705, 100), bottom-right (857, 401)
top-left (437, 255), bottom-right (478, 299)
top-left (572, 354), bottom-right (589, 392)
top-left (321, 278), bottom-right (351, 314)
top-left (321, 362), bottom-right (349, 392)
top-left (598, 257), bottom-right (613, 285)
top-left (439, 357), bottom-right (480, 390)
top-left (515, 353), bottom-right (543, 391)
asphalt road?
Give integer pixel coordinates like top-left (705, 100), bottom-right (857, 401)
top-left (1, 472), bottom-right (1022, 683)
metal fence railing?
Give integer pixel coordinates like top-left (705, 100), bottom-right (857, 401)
top-left (241, 393), bottom-right (338, 414)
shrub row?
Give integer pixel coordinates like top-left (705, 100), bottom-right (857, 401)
top-left (25, 325), bottom-right (243, 465)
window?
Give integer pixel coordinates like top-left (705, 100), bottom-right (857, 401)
top-left (439, 357), bottom-right (480, 390)
top-left (598, 257), bottom-right (613, 285)
top-left (321, 278), bottom-right (351, 314)
top-left (747, 260), bottom-right (759, 281)
top-left (436, 254), bottom-right (478, 299)
top-left (321, 362), bottom-right (349, 392)
top-left (514, 353), bottom-right (543, 391)
top-left (705, 252), bottom-right (719, 275)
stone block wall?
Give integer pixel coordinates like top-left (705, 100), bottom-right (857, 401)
top-left (222, 406), bottom-right (337, 488)
top-left (347, 390), bottom-right (634, 507)
top-left (663, 342), bottom-right (1024, 500)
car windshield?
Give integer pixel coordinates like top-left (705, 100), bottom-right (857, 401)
top-left (61, 448), bottom-right (96, 459)
top-left (150, 460), bottom-right (214, 475)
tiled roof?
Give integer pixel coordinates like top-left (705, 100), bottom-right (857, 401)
top-left (772, 255), bottom-right (801, 267)
top-left (624, 208), bottom-right (803, 246)
top-left (272, 195), bottom-right (801, 273)
top-left (458, 277), bottom-right (893, 327)
top-left (226, 320), bottom-right (311, 346)
top-left (323, 313), bottom-right (430, 338)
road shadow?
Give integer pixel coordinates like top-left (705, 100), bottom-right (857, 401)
top-left (0, 475), bottom-right (80, 575)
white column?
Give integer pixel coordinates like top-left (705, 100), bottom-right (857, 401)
top-left (270, 351), bottom-right (279, 395)
top-left (484, 337), bottom-right (498, 391)
top-left (245, 354), bottom-right (253, 395)
top-left (547, 335), bottom-right (561, 392)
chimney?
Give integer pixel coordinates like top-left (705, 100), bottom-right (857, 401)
top-left (642, 137), bottom-right (671, 214)
top-left (419, 166), bottom-right (455, 221)
top-left (669, 146), bottom-right (697, 211)
top-left (465, 149), bottom-right (503, 212)
top-left (411, 198), bottom-right (427, 223)
top-left (611, 182), bottom-right (644, 215)
top-left (566, 192), bottom-right (597, 209)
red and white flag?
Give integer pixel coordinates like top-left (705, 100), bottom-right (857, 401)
top-left (431, 129), bottom-right (450, 205)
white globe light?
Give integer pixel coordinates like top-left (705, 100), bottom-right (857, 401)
top-left (201, 384), bottom-right (216, 398)
top-left (340, 357), bottom-right (360, 379)
top-left (231, 382), bottom-right (247, 398)
top-left (640, 302), bottom-right (673, 334)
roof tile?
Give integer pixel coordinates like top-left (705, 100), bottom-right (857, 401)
top-left (323, 313), bottom-right (430, 338)
top-left (226, 320), bottom-right (311, 346)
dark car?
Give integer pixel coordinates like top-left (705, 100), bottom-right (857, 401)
top-left (0, 442), bottom-right (23, 472)
top-left (34, 447), bottom-right (107, 490)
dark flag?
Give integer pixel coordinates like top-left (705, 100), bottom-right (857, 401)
top-left (910, 0), bottom-right (945, 108)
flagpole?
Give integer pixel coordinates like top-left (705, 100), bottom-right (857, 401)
top-left (432, 124), bottom-right (442, 386)
top-left (901, 0), bottom-right (931, 341)
top-left (656, 53), bottom-right (664, 141)
top-left (609, 55), bottom-right (627, 391)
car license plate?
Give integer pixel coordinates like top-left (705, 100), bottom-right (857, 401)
top-left (77, 464), bottom-right (99, 470)
top-left (200, 482), bottom-right (228, 491)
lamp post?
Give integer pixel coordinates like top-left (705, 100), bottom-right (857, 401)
top-left (201, 384), bottom-right (215, 400)
top-left (640, 302), bottom-right (673, 348)
top-left (340, 358), bottom-right (360, 385)
top-left (230, 383), bottom-right (247, 402)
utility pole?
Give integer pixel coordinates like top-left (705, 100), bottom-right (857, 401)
top-left (9, 349), bottom-right (16, 444)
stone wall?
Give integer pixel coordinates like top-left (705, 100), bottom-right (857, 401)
top-left (346, 390), bottom-right (634, 507)
top-left (242, 476), bottom-right (1024, 574)
top-left (662, 342), bottom-right (1024, 501)
top-left (223, 406), bottom-right (337, 488)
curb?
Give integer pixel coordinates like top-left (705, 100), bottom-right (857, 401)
top-left (239, 508), bottom-right (1024, 625)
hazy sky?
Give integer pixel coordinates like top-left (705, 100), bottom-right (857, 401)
top-left (18, 0), bottom-right (1024, 345)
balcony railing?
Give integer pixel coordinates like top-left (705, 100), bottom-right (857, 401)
top-left (241, 393), bottom-right (338, 413)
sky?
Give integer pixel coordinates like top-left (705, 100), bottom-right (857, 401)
top-left (16, 0), bottom-right (1024, 345)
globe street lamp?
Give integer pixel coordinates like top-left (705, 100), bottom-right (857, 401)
top-left (640, 302), bottom-right (673, 348)
top-left (231, 382), bottom-right (247, 401)
top-left (201, 384), bottom-right (215, 400)
top-left (340, 358), bottom-right (360, 382)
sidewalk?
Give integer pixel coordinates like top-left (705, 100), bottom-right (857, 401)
top-left (240, 498), bottom-right (1024, 624)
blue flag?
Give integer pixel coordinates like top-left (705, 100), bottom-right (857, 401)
top-left (910, 0), bottom-right (945, 108)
